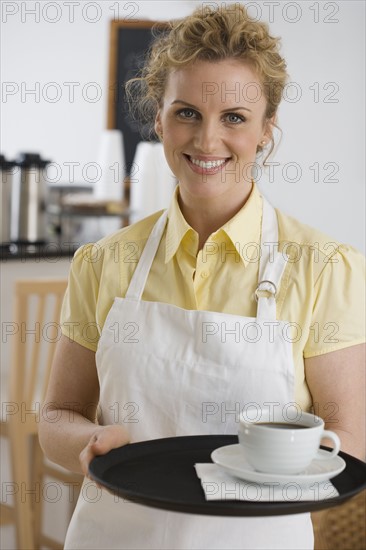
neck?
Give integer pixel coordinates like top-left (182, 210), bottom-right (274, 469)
top-left (178, 182), bottom-right (253, 251)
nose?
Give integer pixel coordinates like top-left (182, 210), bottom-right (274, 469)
top-left (193, 119), bottom-right (221, 153)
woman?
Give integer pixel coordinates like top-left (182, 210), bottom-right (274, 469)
top-left (39, 5), bottom-right (365, 549)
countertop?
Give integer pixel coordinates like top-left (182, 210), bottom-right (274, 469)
top-left (0, 241), bottom-right (80, 261)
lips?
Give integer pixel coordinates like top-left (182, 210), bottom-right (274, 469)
top-left (190, 157), bottom-right (226, 169)
top-left (184, 154), bottom-right (230, 174)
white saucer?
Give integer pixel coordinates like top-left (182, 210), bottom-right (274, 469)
top-left (211, 444), bottom-right (346, 485)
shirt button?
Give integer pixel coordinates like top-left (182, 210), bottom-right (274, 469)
top-left (201, 271), bottom-right (209, 279)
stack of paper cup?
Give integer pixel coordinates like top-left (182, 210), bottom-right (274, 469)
top-left (94, 129), bottom-right (126, 201)
top-left (130, 142), bottom-right (177, 223)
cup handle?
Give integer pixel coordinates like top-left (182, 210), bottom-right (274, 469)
top-left (318, 430), bottom-right (341, 459)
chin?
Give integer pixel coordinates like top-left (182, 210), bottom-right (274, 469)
top-left (181, 182), bottom-right (231, 201)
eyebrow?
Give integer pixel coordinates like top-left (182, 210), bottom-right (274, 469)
top-left (170, 100), bottom-right (252, 113)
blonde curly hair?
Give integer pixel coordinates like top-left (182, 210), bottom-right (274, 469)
top-left (126, 3), bottom-right (288, 160)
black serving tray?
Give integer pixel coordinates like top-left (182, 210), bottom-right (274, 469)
top-left (89, 435), bottom-right (366, 516)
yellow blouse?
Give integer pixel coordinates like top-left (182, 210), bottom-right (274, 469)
top-left (60, 183), bottom-right (365, 411)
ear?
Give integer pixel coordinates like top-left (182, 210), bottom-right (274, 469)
top-left (154, 110), bottom-right (162, 137)
top-left (262, 114), bottom-right (276, 142)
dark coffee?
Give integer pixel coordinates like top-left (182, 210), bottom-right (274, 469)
top-left (255, 422), bottom-right (309, 429)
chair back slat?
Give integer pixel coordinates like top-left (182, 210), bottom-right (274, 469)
top-left (10, 284), bottom-right (28, 405)
top-left (27, 295), bottom-right (46, 405)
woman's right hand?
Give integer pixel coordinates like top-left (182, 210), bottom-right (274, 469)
top-left (79, 424), bottom-right (130, 476)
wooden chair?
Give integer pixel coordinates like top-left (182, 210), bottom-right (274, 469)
top-left (0, 279), bottom-right (83, 549)
top-left (312, 490), bottom-right (366, 549)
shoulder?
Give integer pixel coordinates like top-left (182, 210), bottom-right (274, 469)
top-left (276, 208), bottom-right (365, 282)
top-left (276, 210), bottom-right (366, 301)
top-left (274, 208), bottom-right (365, 357)
top-left (276, 208), bottom-right (339, 255)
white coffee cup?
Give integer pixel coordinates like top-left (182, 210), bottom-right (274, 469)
top-left (238, 408), bottom-right (340, 475)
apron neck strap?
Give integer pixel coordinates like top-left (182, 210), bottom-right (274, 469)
top-left (256, 197), bottom-right (288, 320)
top-left (125, 210), bottom-right (168, 300)
top-left (258, 197), bottom-right (278, 281)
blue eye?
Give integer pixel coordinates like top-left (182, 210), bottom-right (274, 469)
top-left (226, 113), bottom-right (245, 124)
top-left (177, 108), bottom-right (197, 119)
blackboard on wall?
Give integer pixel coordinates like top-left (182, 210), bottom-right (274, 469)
top-left (107, 20), bottom-right (169, 176)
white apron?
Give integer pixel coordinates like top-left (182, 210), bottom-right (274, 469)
top-left (65, 198), bottom-right (314, 550)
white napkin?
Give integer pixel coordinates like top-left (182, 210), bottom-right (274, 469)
top-left (195, 464), bottom-right (339, 502)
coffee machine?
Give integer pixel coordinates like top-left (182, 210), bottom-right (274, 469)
top-left (0, 154), bottom-right (17, 244)
top-left (10, 152), bottom-right (51, 244)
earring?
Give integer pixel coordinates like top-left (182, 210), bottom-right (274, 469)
top-left (260, 140), bottom-right (266, 146)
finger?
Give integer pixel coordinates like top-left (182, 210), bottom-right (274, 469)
top-left (79, 446), bottom-right (93, 476)
top-left (79, 434), bottom-right (99, 475)
top-left (79, 427), bottom-right (130, 476)
top-left (91, 426), bottom-right (129, 454)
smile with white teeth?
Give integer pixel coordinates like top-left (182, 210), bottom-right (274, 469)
top-left (189, 156), bottom-right (227, 169)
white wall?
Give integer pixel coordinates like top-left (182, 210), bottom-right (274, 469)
top-left (1, 0), bottom-right (365, 251)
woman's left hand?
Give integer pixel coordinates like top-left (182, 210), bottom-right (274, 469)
top-left (79, 424), bottom-right (130, 477)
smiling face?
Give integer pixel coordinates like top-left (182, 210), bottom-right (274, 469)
top-left (155, 58), bottom-right (274, 213)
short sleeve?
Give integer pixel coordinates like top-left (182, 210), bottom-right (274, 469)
top-left (304, 244), bottom-right (366, 358)
top-left (60, 243), bottom-right (101, 352)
